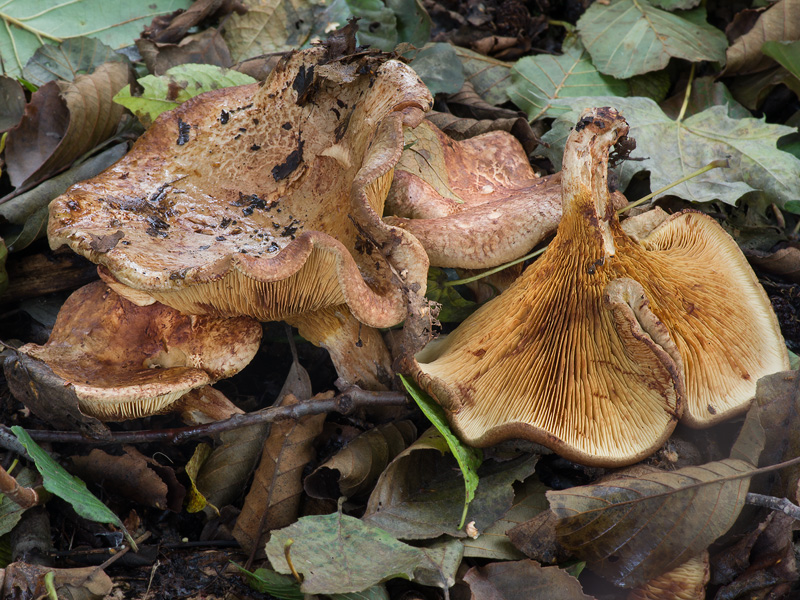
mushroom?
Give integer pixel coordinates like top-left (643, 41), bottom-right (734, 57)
top-left (409, 107), bottom-right (789, 466)
top-left (47, 43), bottom-right (433, 390)
top-left (4, 281), bottom-right (261, 423)
top-left (383, 119), bottom-right (563, 269)
top-left (627, 551), bottom-right (709, 600)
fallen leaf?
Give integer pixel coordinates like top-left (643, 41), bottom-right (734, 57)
top-left (0, 76), bottom-right (25, 132)
top-left (142, 0), bottom-right (247, 43)
top-left (506, 509), bottom-right (568, 565)
top-left (113, 63), bottom-right (255, 126)
top-left (136, 29), bottom-right (233, 76)
top-left (463, 559), bottom-right (593, 600)
top-left (659, 76), bottom-right (751, 120)
top-left (462, 476), bottom-right (549, 561)
top-left (541, 96), bottom-right (800, 207)
top-left (407, 43), bottom-right (465, 95)
top-left (22, 37), bottom-right (130, 86)
top-left (235, 564), bottom-right (304, 599)
top-left (304, 421), bottom-right (417, 499)
top-left (577, 0), bottom-right (727, 78)
top-left (547, 403), bottom-right (765, 588)
top-left (12, 426), bottom-right (133, 547)
top-left (363, 427), bottom-right (538, 540)
top-left (724, 0), bottom-right (800, 76)
top-left (70, 447), bottom-right (185, 511)
top-left (2, 562), bottom-right (113, 600)
top-left (232, 391), bottom-right (328, 554)
top-left (762, 39), bottom-right (800, 81)
top-left (5, 61), bottom-right (130, 190)
top-left (2, 351), bottom-right (110, 439)
top-left (185, 442), bottom-right (214, 513)
top-left (0, 467), bottom-right (37, 536)
top-left (508, 40), bottom-right (628, 122)
top-left (454, 46), bottom-right (513, 106)
top-left (265, 510), bottom-right (459, 594)
top-left (0, 0), bottom-right (192, 79)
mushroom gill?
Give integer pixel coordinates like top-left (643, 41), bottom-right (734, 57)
top-left (410, 107), bottom-right (789, 466)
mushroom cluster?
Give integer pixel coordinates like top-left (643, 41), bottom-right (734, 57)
top-left (409, 107), bottom-right (789, 466)
top-left (44, 44), bottom-right (433, 391)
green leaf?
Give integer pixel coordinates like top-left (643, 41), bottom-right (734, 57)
top-left (113, 64), bottom-right (256, 126)
top-left (408, 43), bottom-right (464, 95)
top-left (541, 96), bottom-right (800, 206)
top-left (11, 426), bottom-right (133, 548)
top-left (265, 511), bottom-right (456, 594)
top-left (399, 375), bottom-right (482, 529)
top-left (454, 46), bottom-right (513, 106)
top-left (330, 585), bottom-right (390, 600)
top-left (23, 37), bottom-right (128, 85)
top-left (508, 40), bottom-right (628, 121)
top-left (762, 40), bottom-right (800, 80)
top-left (577, 1), bottom-right (727, 78)
top-left (784, 200), bottom-right (800, 215)
top-left (4, 205), bottom-right (48, 252)
top-left (387, 0), bottom-right (431, 47)
top-left (426, 268), bottom-right (478, 322)
top-left (0, 0), bottom-right (192, 79)
top-left (233, 564), bottom-right (304, 600)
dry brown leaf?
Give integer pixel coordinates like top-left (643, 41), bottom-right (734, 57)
top-left (232, 391), bottom-right (329, 554)
top-left (142, 0), bottom-right (247, 43)
top-left (71, 446), bottom-right (185, 511)
top-left (547, 404), bottom-right (765, 588)
top-left (2, 562), bottom-right (112, 600)
top-left (506, 509), bottom-right (568, 565)
top-left (137, 29), bottom-right (233, 76)
top-left (196, 333), bottom-right (312, 508)
top-left (304, 421), bottom-right (417, 500)
top-left (5, 62), bottom-right (130, 190)
top-left (463, 559), bottom-right (594, 600)
top-left (724, 0), bottom-right (800, 75)
top-left (745, 244), bottom-right (800, 284)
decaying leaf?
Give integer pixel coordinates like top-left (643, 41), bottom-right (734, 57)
top-left (0, 76), bottom-right (25, 132)
top-left (462, 476), bottom-right (549, 561)
top-left (232, 391), bottom-right (328, 554)
top-left (577, 0), bottom-right (727, 79)
top-left (454, 46), bottom-right (513, 106)
top-left (5, 62), bottom-right (130, 190)
top-left (197, 340), bottom-right (313, 509)
top-left (22, 37), bottom-right (130, 86)
top-left (304, 421), bottom-right (417, 499)
top-left (363, 427), bottom-right (537, 540)
top-left (136, 29), bottom-right (234, 76)
top-left (724, 0), bottom-right (800, 76)
top-left (407, 43), bottom-right (465, 95)
top-left (1, 562), bottom-right (113, 600)
top-left (463, 559), bottom-right (593, 600)
top-left (745, 244), bottom-right (800, 284)
top-left (265, 510), bottom-right (458, 594)
top-left (70, 446), bottom-right (185, 512)
top-left (542, 96), bottom-right (800, 206)
top-left (547, 403), bottom-right (765, 588)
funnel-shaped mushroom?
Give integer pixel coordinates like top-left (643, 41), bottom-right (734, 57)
top-left (411, 107), bottom-right (789, 466)
top-left (48, 44), bottom-right (433, 389)
top-left (5, 281), bottom-right (261, 422)
top-left (383, 120), bottom-right (563, 269)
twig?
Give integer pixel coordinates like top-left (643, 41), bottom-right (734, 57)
top-left (0, 462), bottom-right (39, 508)
top-left (4, 385), bottom-right (409, 447)
top-left (746, 493), bottom-right (800, 520)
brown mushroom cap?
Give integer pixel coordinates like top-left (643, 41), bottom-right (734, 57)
top-left (411, 107), bottom-right (789, 466)
top-left (47, 46), bottom-right (433, 330)
top-left (383, 120), bottom-right (564, 269)
top-left (10, 281), bottom-right (261, 421)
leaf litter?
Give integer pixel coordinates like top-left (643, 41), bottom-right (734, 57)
top-left (1, 1), bottom-right (800, 599)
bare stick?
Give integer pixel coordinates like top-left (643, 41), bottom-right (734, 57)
top-left (3, 384), bottom-right (409, 447)
top-left (0, 463), bottom-right (39, 508)
top-left (746, 492), bottom-right (800, 520)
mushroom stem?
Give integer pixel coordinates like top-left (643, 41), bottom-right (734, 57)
top-left (286, 305), bottom-right (393, 391)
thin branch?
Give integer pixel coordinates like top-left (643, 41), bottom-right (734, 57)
top-left (4, 385), bottom-right (409, 447)
top-left (746, 493), bottom-right (800, 520)
top-left (0, 463), bottom-right (39, 508)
